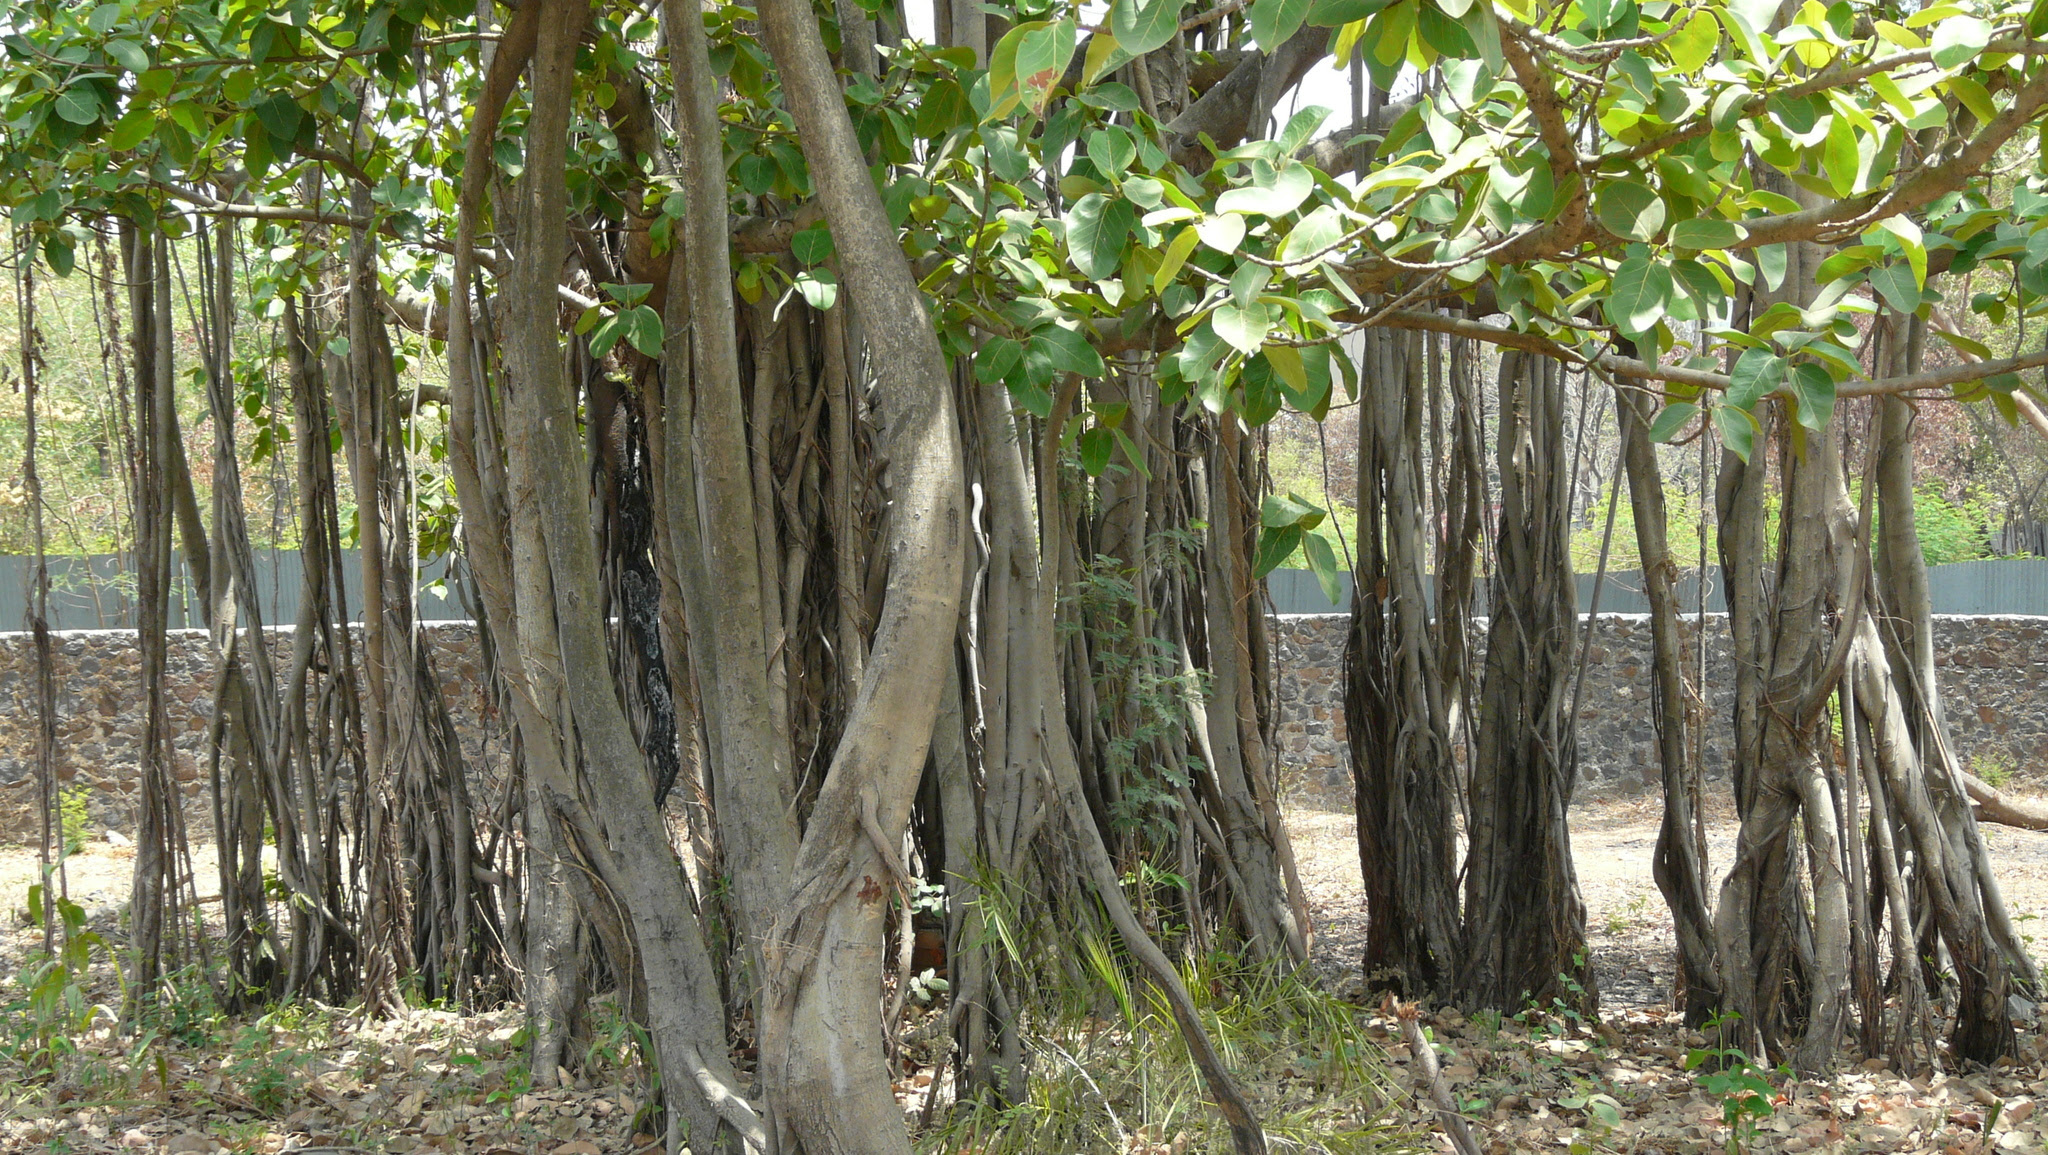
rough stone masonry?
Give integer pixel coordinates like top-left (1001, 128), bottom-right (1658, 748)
top-left (1274, 613), bottom-right (2048, 808)
top-left (4, 615), bottom-right (2048, 834)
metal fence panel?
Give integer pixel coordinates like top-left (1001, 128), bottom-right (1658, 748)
top-left (0, 550), bottom-right (464, 631)
top-left (12, 554), bottom-right (2048, 627)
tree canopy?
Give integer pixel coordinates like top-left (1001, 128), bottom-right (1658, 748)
top-left (8, 0), bottom-right (2048, 1151)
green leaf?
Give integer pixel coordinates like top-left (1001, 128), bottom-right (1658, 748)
top-left (1930, 15), bottom-right (1990, 69)
top-left (1821, 114), bottom-right (1860, 197)
top-left (1154, 225), bottom-right (1202, 292)
top-left (1081, 29), bottom-right (1130, 86)
top-left (1015, 18), bottom-right (1079, 112)
top-left (1303, 533), bottom-right (1343, 604)
top-left (1262, 491), bottom-right (1327, 528)
top-left (1007, 378), bottom-right (1055, 418)
top-left (1595, 180), bottom-right (1666, 242)
top-left (1666, 11), bottom-right (1717, 71)
top-left (1078, 426), bottom-right (1115, 476)
top-left (1756, 243), bottom-right (1788, 291)
top-left (1030, 324), bottom-right (1106, 377)
top-left (108, 105), bottom-right (155, 151)
top-left (1278, 205), bottom-right (1344, 265)
top-left (792, 223), bottom-right (834, 266)
top-left (1727, 347), bottom-right (1785, 409)
top-left (54, 88), bottom-right (100, 125)
top-left (1671, 259), bottom-right (1727, 310)
top-left (1670, 217), bottom-right (1747, 250)
top-left (1250, 0), bottom-right (1314, 52)
top-left (1877, 214), bottom-right (1926, 287)
top-left (1212, 300), bottom-right (1272, 354)
top-left (1714, 404), bottom-right (1757, 461)
top-left (1068, 194), bottom-right (1137, 281)
top-left (1111, 0), bottom-right (1184, 56)
top-left (1648, 402), bottom-right (1699, 442)
top-left (1276, 105), bottom-right (1332, 155)
top-left (1281, 342), bottom-right (1334, 417)
top-left (621, 305), bottom-right (663, 355)
top-left (915, 77), bottom-right (971, 137)
top-left (1215, 163), bottom-right (1314, 217)
top-left (105, 39), bottom-right (149, 73)
top-left (1198, 213), bottom-right (1247, 253)
top-left (1868, 263), bottom-right (1921, 315)
top-left (1264, 344), bottom-right (1308, 392)
top-left (1933, 327), bottom-right (1992, 359)
top-left (985, 22), bottom-right (1031, 119)
top-left (1309, 0), bottom-right (1392, 24)
top-left (794, 270), bottom-right (838, 311)
top-left (975, 337), bottom-right (1024, 384)
top-left (1605, 255), bottom-right (1672, 336)
top-left (1416, 1), bottom-right (1476, 58)
top-left (1788, 363), bottom-right (1835, 430)
top-left (254, 95), bottom-right (303, 142)
top-left (736, 154), bottom-right (777, 196)
top-left (43, 233), bottom-right (75, 277)
top-left (1087, 127), bottom-right (1137, 180)
top-left (589, 315), bottom-right (625, 358)
top-left (1252, 525), bottom-right (1305, 578)
top-left (1948, 74), bottom-right (1997, 126)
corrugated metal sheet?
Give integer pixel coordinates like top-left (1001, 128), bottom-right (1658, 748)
top-left (1923, 558), bottom-right (2048, 615)
top-left (1266, 559), bottom-right (2047, 617)
top-left (0, 549), bottom-right (465, 631)
top-left (11, 553), bottom-right (2048, 628)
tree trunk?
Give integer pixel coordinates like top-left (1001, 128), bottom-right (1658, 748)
top-left (1461, 351), bottom-right (1595, 1015)
top-left (1346, 326), bottom-right (1464, 999)
top-left (751, 1), bottom-right (967, 1148)
top-left (1870, 328), bottom-right (2032, 1059)
top-left (1614, 382), bottom-right (1720, 1024)
top-left (494, 4), bottom-right (756, 1150)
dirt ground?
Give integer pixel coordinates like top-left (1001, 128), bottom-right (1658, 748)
top-left (1288, 792), bottom-right (2048, 1154)
top-left (7, 793), bottom-right (2048, 1153)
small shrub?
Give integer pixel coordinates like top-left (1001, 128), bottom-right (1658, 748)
top-left (1684, 1012), bottom-right (1789, 1155)
top-left (4, 883), bottom-right (118, 1081)
top-left (1973, 747), bottom-right (2016, 789)
top-left (58, 788), bottom-right (91, 856)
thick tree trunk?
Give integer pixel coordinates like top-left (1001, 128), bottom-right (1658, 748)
top-left (1871, 354), bottom-right (2031, 1060)
top-left (1614, 382), bottom-right (1720, 1024)
top-left (1346, 326), bottom-right (1463, 999)
top-left (1461, 351), bottom-right (1594, 1015)
top-left (1715, 412), bottom-right (1857, 1072)
top-left (126, 221), bottom-right (198, 1011)
top-left (496, 5), bottom-right (756, 1152)
top-left (752, 2), bottom-right (967, 1149)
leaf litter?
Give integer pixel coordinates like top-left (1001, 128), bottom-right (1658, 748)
top-left (5, 793), bottom-right (2048, 1154)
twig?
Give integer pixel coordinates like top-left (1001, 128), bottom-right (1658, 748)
top-left (1182, 0), bottom-right (1250, 30)
top-left (1387, 997), bottom-right (1483, 1155)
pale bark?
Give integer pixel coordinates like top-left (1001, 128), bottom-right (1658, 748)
top-left (748, 1), bottom-right (972, 1150)
top-left (1614, 381), bottom-right (1720, 1024)
top-left (489, 4), bottom-right (755, 1150)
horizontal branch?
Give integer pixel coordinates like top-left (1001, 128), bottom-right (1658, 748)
top-left (1374, 309), bottom-right (2048, 400)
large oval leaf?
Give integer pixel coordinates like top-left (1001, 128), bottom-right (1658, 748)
top-left (1605, 255), bottom-right (1672, 337)
top-left (1111, 0), bottom-right (1183, 56)
top-left (1595, 179), bottom-right (1666, 242)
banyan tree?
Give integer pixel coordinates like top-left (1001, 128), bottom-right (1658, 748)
top-left (9, 0), bottom-right (2048, 1152)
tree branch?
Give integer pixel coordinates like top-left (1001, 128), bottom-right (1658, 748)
top-left (1374, 309), bottom-right (2048, 400)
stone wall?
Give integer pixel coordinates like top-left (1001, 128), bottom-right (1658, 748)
top-left (0, 623), bottom-right (503, 834)
top-left (9, 614), bottom-right (2048, 837)
top-left (1272, 613), bottom-right (2048, 808)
